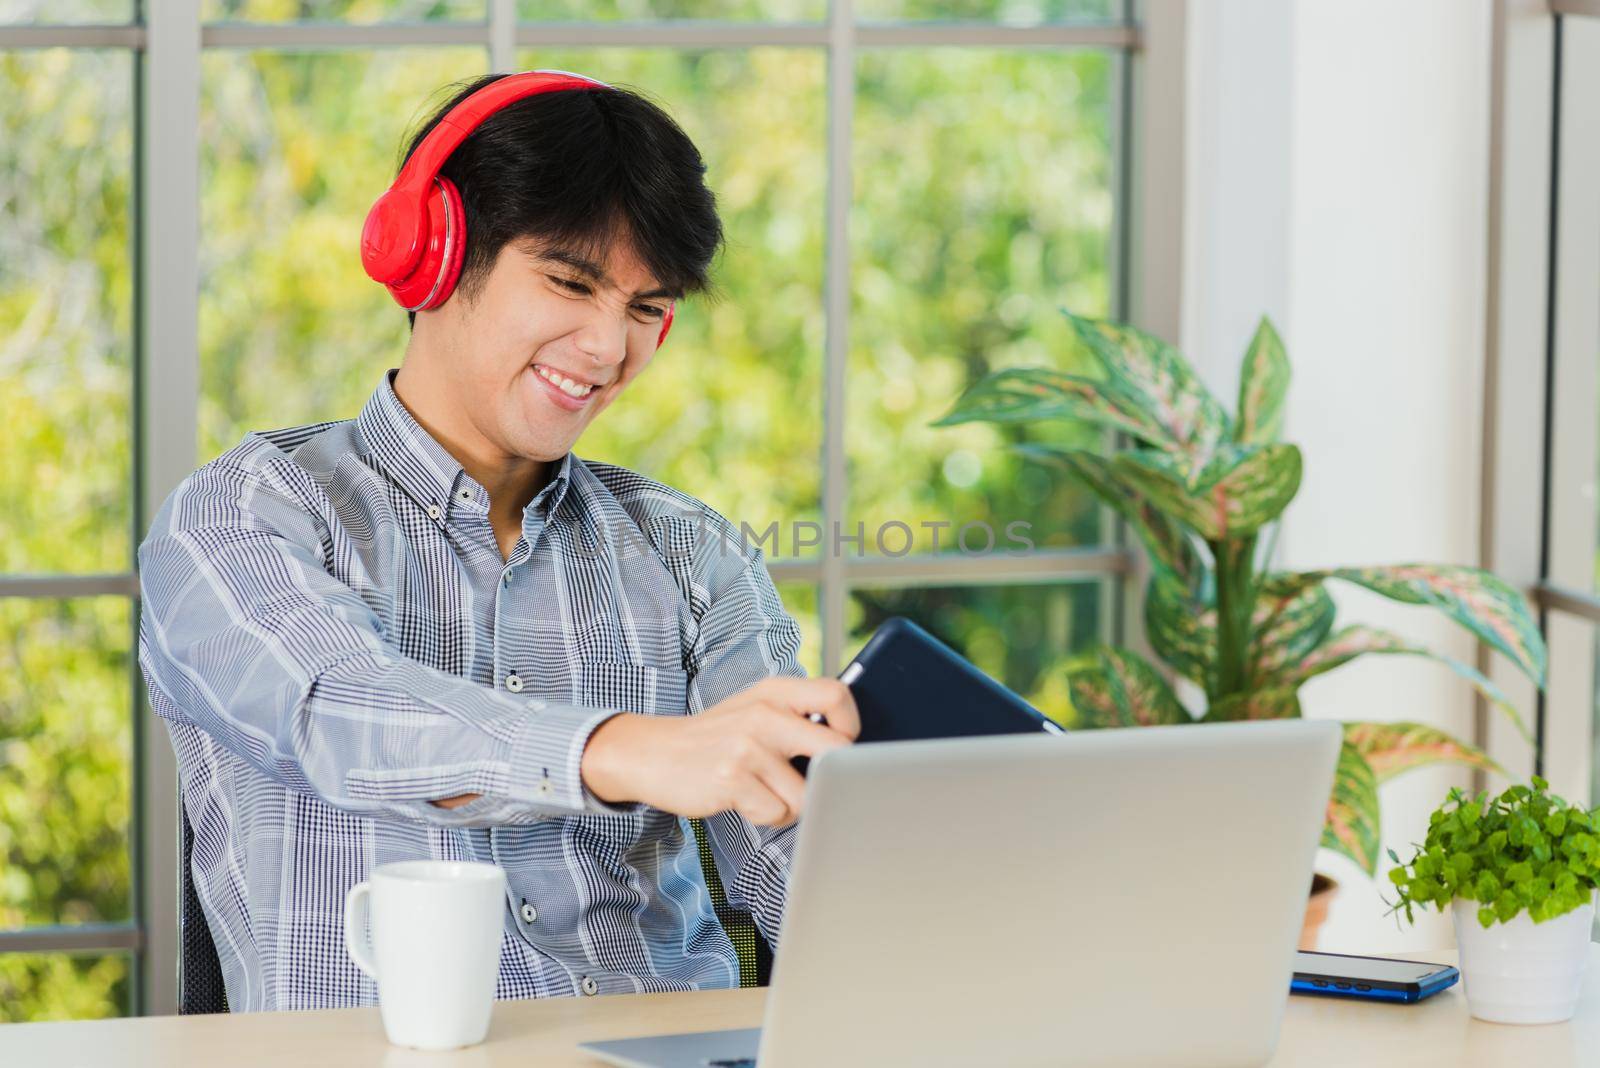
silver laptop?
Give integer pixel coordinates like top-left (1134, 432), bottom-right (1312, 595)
top-left (580, 718), bottom-right (1340, 1068)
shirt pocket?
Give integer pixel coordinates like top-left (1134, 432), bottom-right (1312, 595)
top-left (579, 660), bottom-right (689, 719)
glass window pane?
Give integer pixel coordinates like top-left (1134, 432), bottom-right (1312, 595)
top-left (849, 49), bottom-right (1115, 556)
top-left (517, 48), bottom-right (825, 549)
top-left (0, 953), bottom-right (131, 1022)
top-left (0, 50), bottom-right (133, 574)
top-left (0, 598), bottom-right (133, 930)
top-left (846, 581), bottom-right (1104, 723)
top-left (201, 0), bottom-right (484, 21)
top-left (519, 0), bottom-right (822, 20)
top-left (856, 0), bottom-right (1116, 19)
top-left (0, 1), bottom-right (131, 22)
top-left (775, 581), bottom-right (820, 676)
top-left (199, 48), bottom-right (486, 458)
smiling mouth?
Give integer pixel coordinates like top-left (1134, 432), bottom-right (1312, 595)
top-left (533, 364), bottom-right (598, 399)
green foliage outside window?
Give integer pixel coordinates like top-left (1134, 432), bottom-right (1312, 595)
top-left (2, 30), bottom-right (1116, 1019)
top-left (1, 47), bottom-right (135, 1022)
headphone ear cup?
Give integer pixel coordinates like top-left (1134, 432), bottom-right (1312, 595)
top-left (360, 187), bottom-right (428, 285)
top-left (655, 300), bottom-right (675, 349)
top-left (426, 177), bottom-right (467, 311)
top-left (385, 177), bottom-right (466, 312)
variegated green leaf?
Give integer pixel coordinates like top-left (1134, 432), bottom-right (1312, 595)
top-left (1272, 625), bottom-right (1531, 743)
top-left (1113, 444), bottom-right (1301, 541)
top-left (1145, 573), bottom-right (1216, 691)
top-left (1062, 311), bottom-right (1229, 470)
top-left (1146, 567), bottom-right (1331, 698)
top-left (1098, 648), bottom-right (1193, 726)
top-left (1274, 624), bottom-right (1410, 681)
top-left (1106, 448), bottom-right (1199, 517)
top-left (1016, 445), bottom-right (1196, 581)
top-left (1234, 317), bottom-right (1290, 445)
top-left (1282, 565), bottom-right (1546, 689)
top-left (1322, 741), bottom-right (1382, 874)
top-left (1066, 647), bottom-right (1192, 728)
top-left (933, 367), bottom-right (1163, 444)
top-left (1343, 721), bottom-right (1503, 784)
top-left (1248, 579), bottom-right (1335, 682)
top-left (1064, 662), bottom-right (1122, 730)
top-left (1204, 686), bottom-right (1301, 722)
top-left (1194, 444), bottom-right (1302, 537)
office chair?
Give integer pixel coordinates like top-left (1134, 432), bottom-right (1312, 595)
top-left (177, 811), bottom-right (229, 1014)
top-left (689, 819), bottom-right (775, 989)
top-left (177, 810), bottom-right (771, 1014)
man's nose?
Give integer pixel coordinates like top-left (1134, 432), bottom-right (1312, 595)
top-left (572, 305), bottom-right (630, 369)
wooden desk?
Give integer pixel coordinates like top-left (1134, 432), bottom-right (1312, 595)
top-left (3, 947), bottom-right (1597, 1066)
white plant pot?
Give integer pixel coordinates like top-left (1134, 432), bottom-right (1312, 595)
top-left (1451, 894), bottom-right (1595, 1024)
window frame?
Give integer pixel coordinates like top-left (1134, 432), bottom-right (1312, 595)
top-left (1539, 6), bottom-right (1600, 802)
top-left (0, 0), bottom-right (1185, 1015)
top-left (1481, 0), bottom-right (1600, 802)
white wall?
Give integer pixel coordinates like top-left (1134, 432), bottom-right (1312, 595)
top-left (1181, 0), bottom-right (1295, 403)
top-left (1183, 0), bottom-right (1492, 951)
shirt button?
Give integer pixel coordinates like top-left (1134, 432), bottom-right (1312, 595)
top-left (457, 488), bottom-right (472, 502)
top-left (580, 976), bottom-right (598, 996)
top-left (537, 780), bottom-right (553, 796)
top-left (502, 570), bottom-right (513, 586)
top-left (505, 673), bottom-right (524, 693)
top-left (426, 504), bottom-right (442, 520)
top-left (520, 901), bottom-right (538, 924)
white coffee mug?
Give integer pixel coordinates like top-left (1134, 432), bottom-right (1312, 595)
top-left (344, 860), bottom-right (508, 1050)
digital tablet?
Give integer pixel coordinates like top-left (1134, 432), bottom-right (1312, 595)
top-left (837, 616), bottom-right (1063, 745)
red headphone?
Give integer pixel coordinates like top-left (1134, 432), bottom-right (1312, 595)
top-left (360, 69), bottom-right (676, 349)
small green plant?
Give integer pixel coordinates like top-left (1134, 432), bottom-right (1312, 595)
top-left (935, 311), bottom-right (1549, 877)
top-left (1386, 777), bottom-right (1600, 928)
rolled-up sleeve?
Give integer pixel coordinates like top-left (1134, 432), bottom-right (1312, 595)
top-left (137, 456), bottom-right (631, 827)
top-left (684, 546), bottom-right (808, 949)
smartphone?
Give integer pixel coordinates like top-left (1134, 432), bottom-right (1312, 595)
top-left (1291, 951), bottom-right (1459, 1003)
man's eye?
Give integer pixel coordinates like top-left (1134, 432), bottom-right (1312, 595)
top-left (549, 275), bottom-right (663, 320)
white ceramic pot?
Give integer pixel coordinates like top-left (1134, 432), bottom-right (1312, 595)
top-left (1451, 894), bottom-right (1595, 1024)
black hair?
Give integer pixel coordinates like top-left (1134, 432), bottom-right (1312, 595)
top-left (396, 74), bottom-right (724, 330)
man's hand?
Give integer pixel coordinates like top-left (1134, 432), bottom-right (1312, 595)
top-left (580, 676), bottom-right (859, 827)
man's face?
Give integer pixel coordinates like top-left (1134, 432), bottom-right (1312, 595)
top-left (434, 234), bottom-right (675, 463)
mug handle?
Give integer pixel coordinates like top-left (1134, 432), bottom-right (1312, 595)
top-left (344, 881), bottom-right (377, 979)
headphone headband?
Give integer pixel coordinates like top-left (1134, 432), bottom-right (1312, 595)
top-left (390, 70), bottom-right (610, 199)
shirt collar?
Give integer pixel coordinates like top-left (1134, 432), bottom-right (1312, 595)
top-left (534, 450), bottom-right (576, 520)
top-left (356, 370), bottom-right (576, 521)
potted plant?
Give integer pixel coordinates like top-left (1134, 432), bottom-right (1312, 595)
top-left (1387, 777), bottom-right (1600, 1023)
top-left (935, 312), bottom-right (1547, 942)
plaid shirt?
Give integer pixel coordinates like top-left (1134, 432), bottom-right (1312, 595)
top-left (137, 372), bottom-right (804, 1011)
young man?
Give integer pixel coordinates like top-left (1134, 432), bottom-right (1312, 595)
top-left (137, 73), bottom-right (857, 1012)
